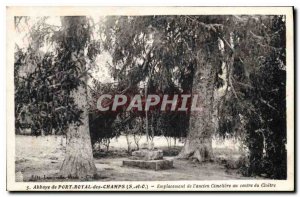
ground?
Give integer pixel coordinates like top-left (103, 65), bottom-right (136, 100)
top-left (15, 135), bottom-right (258, 182)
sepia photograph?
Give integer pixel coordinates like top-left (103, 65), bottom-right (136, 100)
top-left (6, 6), bottom-right (294, 191)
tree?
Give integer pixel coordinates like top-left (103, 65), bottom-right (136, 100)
top-left (217, 16), bottom-right (287, 178)
top-left (14, 16), bottom-right (100, 179)
top-left (103, 16), bottom-right (224, 161)
top-left (58, 17), bottom-right (97, 179)
top-left (178, 38), bottom-right (219, 162)
top-left (242, 16), bottom-right (287, 179)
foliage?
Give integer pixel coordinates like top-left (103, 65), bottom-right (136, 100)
top-left (88, 79), bottom-right (120, 147)
top-left (14, 17), bottom-right (101, 135)
top-left (103, 15), bottom-right (287, 179)
top-left (217, 16), bottom-right (287, 179)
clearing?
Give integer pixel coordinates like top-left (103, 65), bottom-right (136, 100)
top-left (15, 135), bottom-right (258, 181)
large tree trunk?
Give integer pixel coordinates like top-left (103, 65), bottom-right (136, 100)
top-left (59, 16), bottom-right (97, 179)
top-left (178, 49), bottom-right (216, 162)
top-left (60, 85), bottom-right (97, 179)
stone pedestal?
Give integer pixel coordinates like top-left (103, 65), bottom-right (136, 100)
top-left (122, 149), bottom-right (173, 170)
top-left (131, 149), bottom-right (163, 160)
top-left (122, 159), bottom-right (173, 171)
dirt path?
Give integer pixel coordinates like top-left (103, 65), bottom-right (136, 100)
top-left (16, 155), bottom-right (250, 181)
top-left (15, 135), bottom-right (252, 181)
top-left (95, 157), bottom-right (252, 181)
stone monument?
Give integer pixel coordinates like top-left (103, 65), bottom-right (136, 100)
top-left (122, 142), bottom-right (173, 170)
